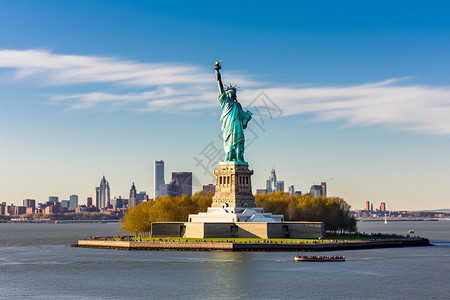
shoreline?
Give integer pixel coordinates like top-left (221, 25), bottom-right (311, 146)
top-left (0, 220), bottom-right (119, 224)
top-left (73, 237), bottom-right (430, 252)
top-left (357, 218), bottom-right (441, 222)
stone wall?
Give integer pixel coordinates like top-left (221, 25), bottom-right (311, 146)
top-left (267, 223), bottom-right (286, 238)
top-left (286, 222), bottom-right (324, 239)
top-left (75, 238), bottom-right (430, 251)
top-left (150, 221), bottom-right (325, 239)
top-left (203, 223), bottom-right (238, 238)
top-left (236, 222), bottom-right (324, 239)
top-left (78, 240), bottom-right (131, 248)
top-left (151, 222), bottom-right (185, 237)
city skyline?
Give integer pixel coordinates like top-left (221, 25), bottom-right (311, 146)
top-left (1, 1), bottom-right (450, 210)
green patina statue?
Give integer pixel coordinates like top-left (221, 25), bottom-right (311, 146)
top-left (214, 61), bottom-right (252, 163)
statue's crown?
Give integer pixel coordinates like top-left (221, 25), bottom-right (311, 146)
top-left (226, 84), bottom-right (239, 93)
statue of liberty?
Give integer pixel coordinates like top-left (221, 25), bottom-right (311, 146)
top-left (214, 61), bottom-right (252, 163)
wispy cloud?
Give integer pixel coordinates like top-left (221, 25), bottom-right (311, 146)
top-left (1, 49), bottom-right (450, 135)
top-left (238, 82), bottom-right (450, 135)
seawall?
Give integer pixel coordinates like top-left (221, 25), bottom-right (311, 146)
top-left (74, 238), bottom-right (430, 251)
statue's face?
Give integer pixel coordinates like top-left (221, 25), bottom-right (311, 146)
top-left (228, 91), bottom-right (237, 101)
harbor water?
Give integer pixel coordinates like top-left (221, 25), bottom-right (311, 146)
top-left (0, 220), bottom-right (449, 299)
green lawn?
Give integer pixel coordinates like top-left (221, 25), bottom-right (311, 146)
top-left (129, 236), bottom-right (382, 243)
top-left (109, 233), bottom-right (399, 243)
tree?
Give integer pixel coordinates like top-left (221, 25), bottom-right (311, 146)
top-left (122, 191), bottom-right (356, 235)
top-left (256, 193), bottom-right (356, 232)
top-left (121, 191), bottom-right (213, 235)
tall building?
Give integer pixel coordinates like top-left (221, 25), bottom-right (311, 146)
top-left (169, 172), bottom-right (192, 197)
top-left (380, 202), bottom-right (386, 212)
top-left (310, 185), bottom-right (321, 197)
top-left (154, 160), bottom-right (169, 199)
top-left (321, 182), bottom-right (327, 197)
top-left (129, 182), bottom-right (137, 207)
top-left (161, 184), bottom-right (169, 197)
top-left (69, 195), bottom-right (78, 209)
top-left (23, 199), bottom-right (36, 209)
top-left (48, 196), bottom-right (59, 204)
top-left (276, 181), bottom-right (285, 193)
top-left (154, 160), bottom-right (166, 198)
top-left (288, 185), bottom-right (295, 195)
top-left (96, 176), bottom-right (110, 209)
top-left (136, 192), bottom-right (146, 204)
top-left (87, 197), bottom-right (93, 207)
top-left (23, 199), bottom-right (36, 214)
top-left (266, 168), bottom-right (277, 193)
top-left (202, 184), bottom-right (215, 195)
top-left (365, 201), bottom-right (370, 211)
top-left (61, 200), bottom-right (70, 208)
top-left (0, 203), bottom-right (5, 215)
top-left (310, 182), bottom-right (327, 197)
top-left (95, 187), bottom-right (100, 206)
top-left (113, 196), bottom-right (124, 209)
top-left (264, 168), bottom-right (284, 193)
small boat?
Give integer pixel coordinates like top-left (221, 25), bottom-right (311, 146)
top-left (295, 255), bottom-right (345, 262)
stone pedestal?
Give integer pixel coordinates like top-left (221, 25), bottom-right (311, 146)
top-left (211, 162), bottom-right (256, 209)
top-left (187, 161), bottom-right (283, 224)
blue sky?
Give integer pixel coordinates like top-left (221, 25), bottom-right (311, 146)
top-left (1, 0), bottom-right (449, 210)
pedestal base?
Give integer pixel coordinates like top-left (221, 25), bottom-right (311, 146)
top-left (211, 162), bottom-right (256, 208)
top-left (151, 221), bottom-right (325, 239)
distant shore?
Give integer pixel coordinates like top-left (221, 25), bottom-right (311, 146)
top-left (0, 219), bottom-right (119, 224)
top-left (73, 237), bottom-right (430, 252)
top-left (357, 218), bottom-right (441, 222)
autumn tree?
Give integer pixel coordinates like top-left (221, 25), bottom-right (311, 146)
top-left (121, 191), bottom-right (213, 235)
top-left (256, 193), bottom-right (356, 232)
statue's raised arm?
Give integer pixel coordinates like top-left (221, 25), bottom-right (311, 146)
top-left (214, 60), bottom-right (224, 95)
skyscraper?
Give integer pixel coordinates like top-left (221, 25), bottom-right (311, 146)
top-left (169, 172), bottom-right (192, 197)
top-left (154, 160), bottom-right (165, 198)
top-left (310, 182), bottom-right (327, 197)
top-left (202, 184), bottom-right (215, 195)
top-left (113, 196), bottom-right (124, 209)
top-left (129, 182), bottom-right (137, 207)
top-left (23, 199), bottom-right (36, 209)
top-left (266, 168), bottom-right (277, 193)
top-left (288, 185), bottom-right (295, 195)
top-left (48, 196), bottom-right (59, 204)
top-left (265, 168), bottom-right (284, 193)
top-left (276, 181), bottom-right (285, 193)
top-left (69, 195), bottom-right (78, 209)
top-left (95, 187), bottom-right (100, 207)
top-left (321, 182), bottom-right (327, 198)
top-left (136, 192), bottom-right (146, 204)
top-left (96, 176), bottom-right (110, 209)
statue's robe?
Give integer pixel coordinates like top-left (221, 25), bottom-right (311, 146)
top-left (218, 91), bottom-right (252, 161)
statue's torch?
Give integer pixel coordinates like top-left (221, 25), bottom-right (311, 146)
top-left (214, 60), bottom-right (221, 70)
